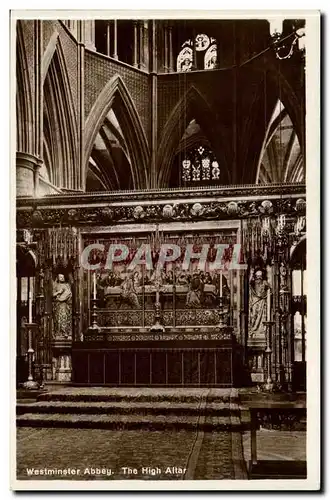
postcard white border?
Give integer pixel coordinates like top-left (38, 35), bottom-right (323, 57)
top-left (9, 9), bottom-right (320, 492)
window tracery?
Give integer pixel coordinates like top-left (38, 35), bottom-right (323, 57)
top-left (181, 145), bottom-right (220, 184)
top-left (177, 34), bottom-right (218, 72)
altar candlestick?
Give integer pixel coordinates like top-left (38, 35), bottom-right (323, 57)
top-left (267, 287), bottom-right (271, 321)
top-left (93, 272), bottom-right (97, 300)
top-left (28, 291), bottom-right (32, 323)
top-left (219, 271), bottom-right (223, 298)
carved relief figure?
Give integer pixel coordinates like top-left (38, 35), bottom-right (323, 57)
top-left (52, 274), bottom-right (72, 339)
top-left (119, 273), bottom-right (140, 309)
top-left (248, 269), bottom-right (271, 339)
top-left (186, 271), bottom-right (204, 308)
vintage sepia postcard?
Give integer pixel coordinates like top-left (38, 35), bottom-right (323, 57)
top-left (10, 9), bottom-right (320, 491)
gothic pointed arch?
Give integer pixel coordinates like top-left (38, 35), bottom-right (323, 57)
top-left (43, 38), bottom-right (78, 189)
top-left (157, 85), bottom-right (230, 188)
top-left (16, 21), bottom-right (34, 154)
top-left (42, 29), bottom-right (59, 84)
top-left (84, 75), bottom-right (150, 190)
top-left (251, 53), bottom-right (305, 159)
top-left (255, 99), bottom-right (304, 184)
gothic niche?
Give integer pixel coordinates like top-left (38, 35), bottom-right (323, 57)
top-left (248, 267), bottom-right (272, 344)
top-left (52, 273), bottom-right (73, 340)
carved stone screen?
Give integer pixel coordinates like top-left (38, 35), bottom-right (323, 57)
top-left (81, 228), bottom-right (241, 332)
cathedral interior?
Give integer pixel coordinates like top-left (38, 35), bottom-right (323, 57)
top-left (16, 18), bottom-right (307, 391)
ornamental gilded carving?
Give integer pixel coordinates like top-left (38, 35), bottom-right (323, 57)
top-left (16, 194), bottom-right (306, 228)
top-left (191, 202), bottom-right (204, 216)
top-left (227, 201), bottom-right (239, 215)
top-left (259, 200), bottom-right (273, 214)
top-left (162, 204), bottom-right (174, 218)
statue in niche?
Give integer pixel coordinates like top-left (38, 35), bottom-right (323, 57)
top-left (279, 262), bottom-right (289, 292)
top-left (248, 269), bottom-right (271, 339)
top-left (52, 274), bottom-right (72, 339)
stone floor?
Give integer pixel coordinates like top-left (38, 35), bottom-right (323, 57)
top-left (15, 385), bottom-right (306, 482)
top-left (16, 427), bottom-right (244, 481)
top-left (242, 430), bottom-right (306, 463)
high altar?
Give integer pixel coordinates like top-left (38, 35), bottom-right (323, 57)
top-left (16, 183), bottom-right (306, 388)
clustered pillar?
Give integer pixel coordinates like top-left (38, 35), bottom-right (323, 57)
top-left (162, 22), bottom-right (174, 73)
top-left (105, 20), bottom-right (118, 60)
top-left (16, 20), bottom-right (43, 198)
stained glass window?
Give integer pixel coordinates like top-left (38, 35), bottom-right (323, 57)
top-left (177, 46), bottom-right (193, 72)
top-left (211, 161), bottom-right (220, 180)
top-left (181, 146), bottom-right (220, 184)
top-left (195, 34), bottom-right (210, 51)
top-left (182, 159), bottom-right (191, 181)
top-left (202, 157), bottom-right (211, 180)
top-left (177, 34), bottom-right (218, 72)
top-left (204, 44), bottom-right (218, 69)
top-left (192, 163), bottom-right (201, 181)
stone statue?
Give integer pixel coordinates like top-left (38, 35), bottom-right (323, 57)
top-left (248, 269), bottom-right (271, 339)
top-left (52, 274), bottom-right (72, 339)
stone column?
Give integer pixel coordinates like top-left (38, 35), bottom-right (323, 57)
top-left (168, 25), bottom-right (174, 72)
top-left (112, 20), bottom-right (118, 60)
top-left (16, 152), bottom-right (43, 197)
top-left (164, 23), bottom-right (168, 72)
top-left (150, 20), bottom-right (158, 188)
top-left (139, 21), bottom-right (144, 69)
top-left (83, 20), bottom-right (96, 51)
top-left (16, 21), bottom-right (44, 197)
top-left (143, 21), bottom-right (149, 70)
top-left (133, 21), bottom-right (138, 67)
top-left (106, 22), bottom-right (111, 56)
top-left (77, 21), bottom-right (85, 191)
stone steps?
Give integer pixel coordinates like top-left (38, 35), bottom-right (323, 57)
top-left (16, 400), bottom-right (242, 416)
top-left (16, 387), bottom-right (247, 431)
top-left (36, 387), bottom-right (239, 404)
top-left (16, 412), bottom-right (244, 431)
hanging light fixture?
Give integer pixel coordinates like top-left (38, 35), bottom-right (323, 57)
top-left (268, 18), bottom-right (306, 59)
top-left (296, 27), bottom-right (306, 52)
top-left (268, 17), bottom-right (284, 38)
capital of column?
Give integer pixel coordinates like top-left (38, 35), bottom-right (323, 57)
top-left (16, 152), bottom-right (41, 197)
